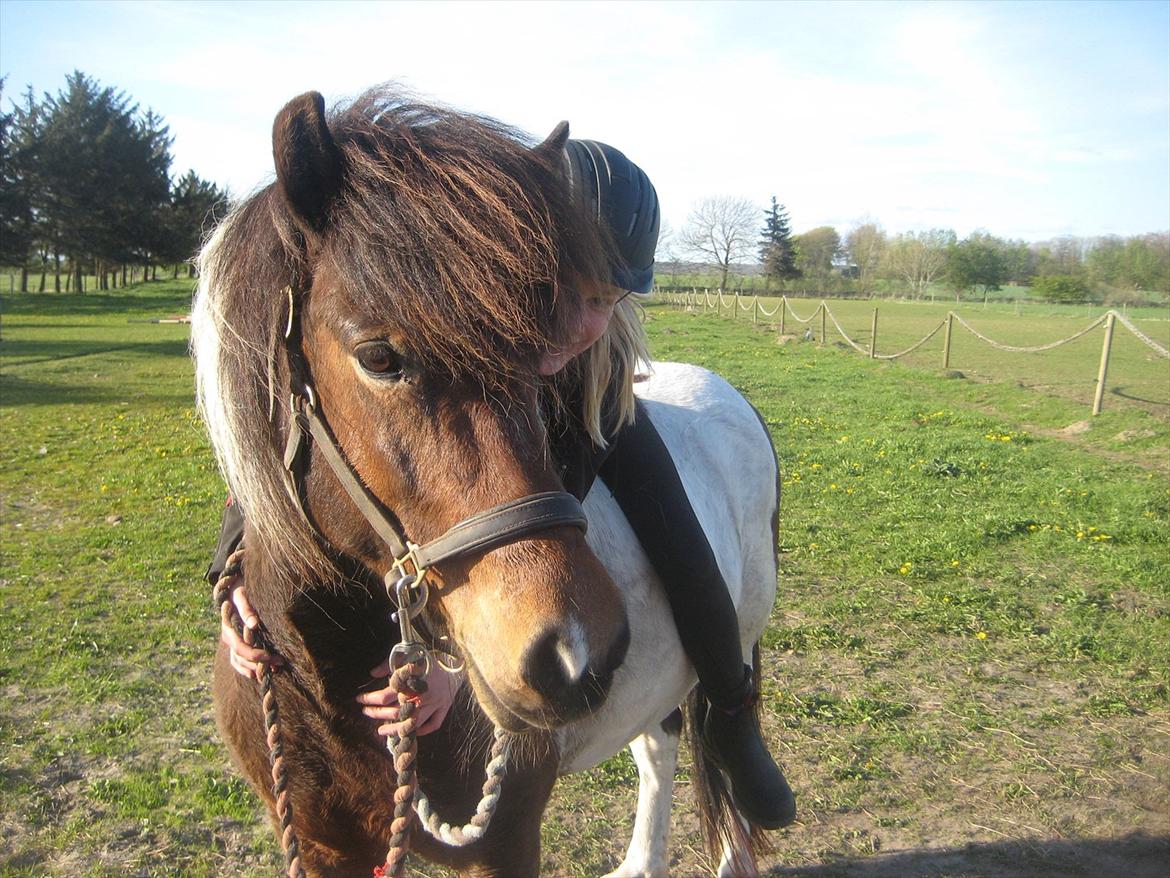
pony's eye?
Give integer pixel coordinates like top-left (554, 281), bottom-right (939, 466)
top-left (355, 342), bottom-right (404, 378)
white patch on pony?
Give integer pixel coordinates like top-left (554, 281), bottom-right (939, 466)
top-left (603, 723), bottom-right (680, 878)
top-left (555, 362), bottom-right (779, 877)
top-left (555, 618), bottom-right (589, 684)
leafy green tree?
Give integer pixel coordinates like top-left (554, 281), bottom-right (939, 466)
top-left (946, 231), bottom-right (1008, 297)
top-left (1033, 274), bottom-right (1091, 303)
top-left (758, 196), bottom-right (799, 288)
top-left (794, 226), bottom-right (840, 291)
top-left (1122, 233), bottom-right (1170, 292)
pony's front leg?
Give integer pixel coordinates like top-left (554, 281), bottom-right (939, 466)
top-left (603, 710), bottom-right (682, 878)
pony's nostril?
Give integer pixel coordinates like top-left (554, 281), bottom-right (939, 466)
top-left (521, 619), bottom-right (630, 720)
top-left (521, 627), bottom-right (573, 701)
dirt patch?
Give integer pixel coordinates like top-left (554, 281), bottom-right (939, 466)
top-left (1058, 420), bottom-right (1092, 436)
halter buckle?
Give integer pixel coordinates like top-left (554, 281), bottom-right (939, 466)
top-left (390, 542), bottom-right (428, 586)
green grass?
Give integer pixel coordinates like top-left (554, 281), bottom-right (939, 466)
top-left (2, 283), bottom-right (1168, 877)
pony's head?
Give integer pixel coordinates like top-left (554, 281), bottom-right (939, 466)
top-left (192, 87), bottom-right (631, 730)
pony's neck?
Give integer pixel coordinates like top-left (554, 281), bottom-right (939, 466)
top-left (246, 537), bottom-right (398, 712)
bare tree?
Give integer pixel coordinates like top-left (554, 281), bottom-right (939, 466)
top-left (882, 229), bottom-right (955, 298)
top-left (681, 196), bottom-right (758, 291)
top-left (655, 219), bottom-right (683, 287)
top-left (845, 220), bottom-right (887, 296)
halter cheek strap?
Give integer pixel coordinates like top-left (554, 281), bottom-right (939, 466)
top-left (283, 386), bottom-right (588, 587)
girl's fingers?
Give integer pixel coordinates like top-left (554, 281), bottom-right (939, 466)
top-left (220, 623), bottom-right (271, 665)
top-left (356, 688), bottom-right (396, 707)
top-left (362, 704), bottom-right (401, 721)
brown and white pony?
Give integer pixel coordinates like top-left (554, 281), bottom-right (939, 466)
top-left (192, 87), bottom-right (780, 877)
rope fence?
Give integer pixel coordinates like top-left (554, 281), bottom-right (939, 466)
top-left (662, 290), bottom-right (1169, 416)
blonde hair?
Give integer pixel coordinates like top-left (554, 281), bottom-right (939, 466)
top-left (579, 293), bottom-right (651, 446)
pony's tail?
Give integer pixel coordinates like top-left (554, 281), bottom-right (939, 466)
top-left (685, 642), bottom-right (773, 873)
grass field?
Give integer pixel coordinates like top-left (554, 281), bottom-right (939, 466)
top-left (1, 281), bottom-right (1168, 877)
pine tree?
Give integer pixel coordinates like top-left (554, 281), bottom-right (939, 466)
top-left (160, 170), bottom-right (227, 275)
top-left (37, 71), bottom-right (173, 290)
top-left (758, 196), bottom-right (799, 286)
top-left (0, 80), bottom-right (40, 285)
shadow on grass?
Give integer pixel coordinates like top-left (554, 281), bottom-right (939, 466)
top-left (1, 337), bottom-right (191, 367)
top-left (1112, 385), bottom-right (1170, 408)
top-left (768, 831), bottom-right (1169, 878)
top-left (0, 285), bottom-right (195, 317)
top-left (0, 372), bottom-right (195, 408)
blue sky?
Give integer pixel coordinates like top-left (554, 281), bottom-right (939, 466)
top-left (1, 0), bottom-right (1167, 245)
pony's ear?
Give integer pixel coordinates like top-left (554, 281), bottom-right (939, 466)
top-left (534, 121), bottom-right (570, 157)
top-left (272, 91), bottom-right (343, 237)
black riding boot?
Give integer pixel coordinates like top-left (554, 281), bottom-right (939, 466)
top-left (590, 401), bottom-right (796, 830)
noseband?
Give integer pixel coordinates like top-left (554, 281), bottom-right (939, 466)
top-left (280, 287), bottom-right (588, 610)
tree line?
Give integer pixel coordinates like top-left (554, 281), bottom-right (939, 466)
top-left (670, 195), bottom-right (1170, 303)
top-left (0, 71), bottom-right (226, 293)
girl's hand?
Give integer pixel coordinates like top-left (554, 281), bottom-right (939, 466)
top-left (220, 583), bottom-right (284, 680)
top-left (357, 661), bottom-right (461, 737)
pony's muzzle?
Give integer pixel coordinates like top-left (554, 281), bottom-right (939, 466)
top-left (521, 617), bottom-right (631, 721)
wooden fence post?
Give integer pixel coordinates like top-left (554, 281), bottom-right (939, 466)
top-left (753, 297), bottom-right (759, 323)
top-left (869, 308), bottom-right (879, 358)
top-left (942, 312), bottom-right (954, 369)
top-left (820, 302), bottom-right (827, 345)
top-left (780, 297), bottom-right (787, 335)
top-left (1092, 311), bottom-right (1117, 416)
top-left (733, 292), bottom-right (739, 320)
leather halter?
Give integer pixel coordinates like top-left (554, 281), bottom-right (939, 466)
top-left (280, 287), bottom-right (587, 593)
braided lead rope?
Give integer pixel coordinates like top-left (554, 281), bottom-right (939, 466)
top-left (1113, 311), bottom-right (1170, 358)
top-left (873, 318), bottom-right (947, 360)
top-left (410, 727), bottom-right (511, 846)
top-left (381, 659), bottom-right (427, 878)
top-left (951, 311), bottom-right (1108, 353)
top-left (214, 548), bottom-right (305, 878)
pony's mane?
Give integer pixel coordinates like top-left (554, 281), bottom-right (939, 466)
top-left (191, 86), bottom-right (636, 577)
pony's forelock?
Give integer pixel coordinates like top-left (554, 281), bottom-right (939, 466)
top-left (191, 201), bottom-right (331, 580)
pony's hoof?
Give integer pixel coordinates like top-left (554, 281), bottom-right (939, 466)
top-left (602, 863), bottom-right (668, 878)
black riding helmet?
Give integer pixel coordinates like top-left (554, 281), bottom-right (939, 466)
top-left (564, 139), bottom-right (660, 294)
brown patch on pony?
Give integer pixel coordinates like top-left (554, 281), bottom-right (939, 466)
top-left (196, 84), bottom-right (613, 582)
